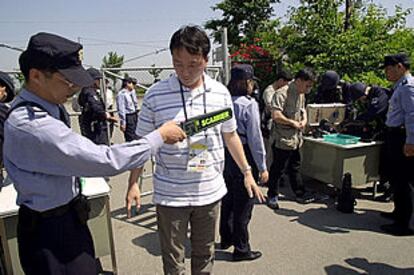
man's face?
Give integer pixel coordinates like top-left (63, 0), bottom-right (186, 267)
top-left (41, 71), bottom-right (81, 104)
top-left (384, 64), bottom-right (405, 82)
top-left (172, 47), bottom-right (208, 89)
top-left (0, 84), bottom-right (7, 102)
top-left (296, 79), bottom-right (314, 94)
top-left (127, 81), bottom-right (135, 91)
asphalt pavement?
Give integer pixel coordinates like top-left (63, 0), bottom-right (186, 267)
top-left (67, 107), bottom-right (414, 275)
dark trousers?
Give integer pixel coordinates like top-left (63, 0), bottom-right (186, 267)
top-left (17, 205), bottom-right (96, 275)
top-left (267, 146), bottom-right (305, 198)
top-left (386, 128), bottom-right (414, 227)
top-left (220, 145), bottom-right (258, 255)
top-left (124, 112), bottom-right (138, 142)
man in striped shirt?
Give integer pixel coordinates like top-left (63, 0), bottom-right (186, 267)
top-left (126, 25), bottom-right (265, 275)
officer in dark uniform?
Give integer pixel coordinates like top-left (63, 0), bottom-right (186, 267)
top-left (379, 53), bottom-right (414, 236)
top-left (0, 71), bottom-right (16, 185)
top-left (4, 32), bottom-right (186, 274)
top-left (341, 82), bottom-right (391, 140)
top-left (78, 67), bottom-right (117, 145)
top-left (314, 70), bottom-right (345, 104)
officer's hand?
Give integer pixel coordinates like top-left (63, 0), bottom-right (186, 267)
top-left (126, 183), bottom-right (141, 218)
top-left (120, 125), bottom-right (126, 132)
top-left (404, 143), bottom-right (414, 157)
top-left (244, 171), bottom-right (265, 203)
top-left (158, 121), bottom-right (187, 144)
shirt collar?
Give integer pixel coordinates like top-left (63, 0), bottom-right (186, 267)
top-left (168, 72), bottom-right (213, 95)
top-left (394, 73), bottom-right (413, 89)
top-left (17, 89), bottom-right (60, 119)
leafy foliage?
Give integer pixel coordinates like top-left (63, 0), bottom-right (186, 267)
top-left (205, 0), bottom-right (279, 49)
top-left (101, 51), bottom-right (124, 85)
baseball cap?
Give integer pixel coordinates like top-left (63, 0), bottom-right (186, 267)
top-left (381, 53), bottom-right (411, 69)
top-left (20, 32), bottom-right (93, 87)
top-left (87, 67), bottom-right (102, 80)
top-left (319, 70), bottom-right (340, 91)
top-left (0, 71), bottom-right (15, 102)
top-left (231, 64), bottom-right (259, 81)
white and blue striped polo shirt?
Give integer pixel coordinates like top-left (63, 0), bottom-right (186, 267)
top-left (136, 73), bottom-right (237, 206)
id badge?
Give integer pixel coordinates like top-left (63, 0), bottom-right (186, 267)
top-left (187, 142), bottom-right (210, 172)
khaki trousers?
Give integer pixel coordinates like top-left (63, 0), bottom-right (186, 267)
top-left (156, 201), bottom-right (220, 275)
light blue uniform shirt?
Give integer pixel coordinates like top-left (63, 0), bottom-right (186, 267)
top-left (231, 95), bottom-right (267, 172)
top-left (386, 73), bottom-right (414, 144)
top-left (116, 88), bottom-right (138, 127)
top-left (4, 89), bottom-right (163, 212)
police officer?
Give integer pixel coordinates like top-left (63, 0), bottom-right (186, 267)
top-left (116, 77), bottom-right (139, 141)
top-left (379, 53), bottom-right (414, 236)
top-left (313, 70), bottom-right (344, 104)
top-left (78, 67), bottom-right (117, 145)
top-left (4, 32), bottom-right (186, 274)
top-left (0, 71), bottom-right (16, 185)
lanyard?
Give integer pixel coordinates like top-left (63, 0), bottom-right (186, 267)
top-left (179, 80), bottom-right (207, 120)
top-left (178, 80), bottom-right (208, 141)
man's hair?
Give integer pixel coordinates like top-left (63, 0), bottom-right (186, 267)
top-left (169, 25), bottom-right (211, 59)
top-left (295, 67), bottom-right (317, 82)
top-left (227, 79), bottom-right (249, 97)
top-left (275, 69), bottom-right (293, 81)
top-left (19, 51), bottom-right (57, 80)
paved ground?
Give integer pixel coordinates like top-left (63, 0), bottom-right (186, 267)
top-left (67, 108), bottom-right (414, 275)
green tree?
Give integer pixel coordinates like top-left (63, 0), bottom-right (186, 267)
top-left (148, 64), bottom-right (162, 83)
top-left (275, 0), bottom-right (414, 86)
top-left (101, 51), bottom-right (124, 85)
top-left (205, 0), bottom-right (279, 49)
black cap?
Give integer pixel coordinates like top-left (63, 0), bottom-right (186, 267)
top-left (86, 67), bottom-right (102, 80)
top-left (348, 82), bottom-right (367, 101)
top-left (381, 53), bottom-right (411, 69)
top-left (319, 70), bottom-right (340, 91)
top-left (0, 71), bottom-right (15, 102)
top-left (21, 32), bottom-right (93, 87)
top-left (231, 64), bottom-right (259, 81)
top-left (123, 77), bottom-right (137, 85)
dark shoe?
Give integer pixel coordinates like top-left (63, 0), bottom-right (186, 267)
top-left (267, 196), bottom-right (280, 210)
top-left (296, 192), bottom-right (315, 204)
top-left (232, 251), bottom-right (262, 262)
top-left (220, 242), bottom-right (232, 250)
top-left (380, 211), bottom-right (397, 221)
top-left (380, 223), bottom-right (414, 236)
top-left (375, 193), bottom-right (393, 202)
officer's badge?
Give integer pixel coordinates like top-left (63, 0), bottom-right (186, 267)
top-left (78, 49), bottom-right (84, 62)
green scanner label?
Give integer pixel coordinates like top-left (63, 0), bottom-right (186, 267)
top-left (181, 108), bottom-right (233, 136)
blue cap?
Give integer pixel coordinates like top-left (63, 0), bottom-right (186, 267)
top-left (21, 32), bottom-right (93, 87)
top-left (231, 64), bottom-right (259, 81)
top-left (381, 53), bottom-right (410, 69)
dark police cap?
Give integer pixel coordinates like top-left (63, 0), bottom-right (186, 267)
top-left (348, 82), bottom-right (367, 101)
top-left (231, 64), bottom-right (259, 81)
top-left (21, 32), bottom-right (93, 87)
top-left (87, 67), bottom-right (102, 80)
top-left (319, 70), bottom-right (340, 91)
top-left (0, 71), bottom-right (16, 102)
top-left (123, 77), bottom-right (137, 84)
top-left (381, 53), bottom-right (411, 69)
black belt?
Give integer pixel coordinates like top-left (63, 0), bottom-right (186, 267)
top-left (20, 200), bottom-right (74, 219)
top-left (126, 111), bottom-right (138, 116)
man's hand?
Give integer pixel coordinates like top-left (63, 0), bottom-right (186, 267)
top-left (125, 183), bottom-right (141, 218)
top-left (244, 171), bottom-right (265, 203)
top-left (158, 121), bottom-right (187, 144)
top-left (404, 143), bottom-right (414, 157)
top-left (120, 125), bottom-right (126, 132)
top-left (106, 113), bottom-right (119, 123)
top-left (259, 170), bottom-right (269, 185)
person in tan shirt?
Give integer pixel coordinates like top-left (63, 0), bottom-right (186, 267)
top-left (267, 68), bottom-right (316, 209)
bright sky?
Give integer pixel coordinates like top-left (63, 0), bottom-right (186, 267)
top-left (0, 0), bottom-right (413, 71)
